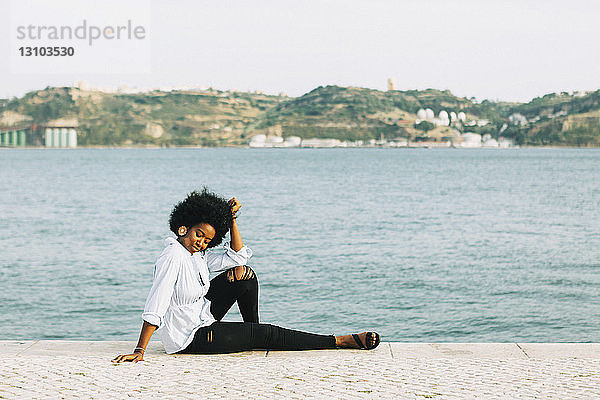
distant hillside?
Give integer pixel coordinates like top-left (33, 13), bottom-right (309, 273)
top-left (1, 85), bottom-right (599, 146)
top-left (249, 85), bottom-right (518, 142)
top-left (2, 87), bottom-right (287, 146)
top-left (507, 91), bottom-right (600, 146)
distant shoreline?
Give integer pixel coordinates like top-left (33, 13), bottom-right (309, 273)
top-left (3, 86), bottom-right (600, 148)
top-left (2, 145), bottom-right (600, 150)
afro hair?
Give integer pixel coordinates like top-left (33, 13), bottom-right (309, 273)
top-left (169, 187), bottom-right (232, 249)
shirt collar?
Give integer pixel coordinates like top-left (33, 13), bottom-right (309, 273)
top-left (165, 236), bottom-right (206, 258)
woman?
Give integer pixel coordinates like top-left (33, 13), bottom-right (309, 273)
top-left (113, 188), bottom-right (379, 362)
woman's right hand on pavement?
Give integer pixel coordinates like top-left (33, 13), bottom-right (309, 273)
top-left (112, 352), bottom-right (144, 363)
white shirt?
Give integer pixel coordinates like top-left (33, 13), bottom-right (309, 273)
top-left (142, 237), bottom-right (253, 354)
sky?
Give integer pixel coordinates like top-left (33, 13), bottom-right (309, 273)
top-left (1, 0), bottom-right (600, 102)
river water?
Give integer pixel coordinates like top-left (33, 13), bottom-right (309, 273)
top-left (0, 148), bottom-right (598, 342)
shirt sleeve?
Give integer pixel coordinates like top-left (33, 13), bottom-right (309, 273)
top-left (141, 253), bottom-right (180, 328)
top-left (205, 242), bottom-right (253, 274)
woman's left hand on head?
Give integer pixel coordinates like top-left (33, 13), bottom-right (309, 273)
top-left (229, 197), bottom-right (242, 216)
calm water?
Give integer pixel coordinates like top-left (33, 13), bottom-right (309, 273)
top-left (0, 148), bottom-right (598, 342)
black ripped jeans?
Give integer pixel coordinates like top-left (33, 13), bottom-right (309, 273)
top-left (205, 265), bottom-right (260, 323)
top-left (179, 266), bottom-right (336, 354)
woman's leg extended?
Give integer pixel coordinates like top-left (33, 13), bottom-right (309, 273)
top-left (206, 266), bottom-right (259, 323)
top-left (180, 322), bottom-right (336, 354)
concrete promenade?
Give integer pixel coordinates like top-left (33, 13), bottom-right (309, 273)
top-left (1, 341), bottom-right (599, 399)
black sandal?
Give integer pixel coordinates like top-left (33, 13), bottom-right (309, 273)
top-left (351, 332), bottom-right (380, 350)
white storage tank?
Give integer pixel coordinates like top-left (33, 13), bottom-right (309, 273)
top-left (45, 128), bottom-right (53, 147)
top-left (425, 109), bottom-right (435, 121)
top-left (267, 136), bottom-right (284, 144)
top-left (249, 134), bottom-right (267, 148)
top-left (60, 128), bottom-right (68, 147)
top-left (284, 136), bottom-right (302, 147)
top-left (68, 129), bottom-right (77, 148)
top-left (461, 132), bottom-right (482, 148)
top-left (52, 128), bottom-right (60, 148)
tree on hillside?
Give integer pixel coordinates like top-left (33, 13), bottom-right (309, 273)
top-left (415, 120), bottom-right (435, 132)
top-left (501, 126), bottom-right (525, 145)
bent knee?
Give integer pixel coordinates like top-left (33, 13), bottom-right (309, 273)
top-left (226, 265), bottom-right (256, 282)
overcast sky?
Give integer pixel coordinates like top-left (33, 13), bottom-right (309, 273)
top-left (1, 0), bottom-right (599, 102)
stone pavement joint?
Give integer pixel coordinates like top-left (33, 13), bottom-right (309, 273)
top-left (516, 343), bottom-right (531, 359)
top-left (1, 341), bottom-right (599, 399)
top-left (13, 339), bottom-right (39, 357)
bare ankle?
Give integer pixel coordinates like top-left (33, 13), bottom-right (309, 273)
top-left (334, 334), bottom-right (352, 348)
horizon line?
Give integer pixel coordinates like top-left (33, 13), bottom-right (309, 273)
top-left (2, 83), bottom-right (598, 105)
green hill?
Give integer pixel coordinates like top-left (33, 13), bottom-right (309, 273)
top-left (249, 85), bottom-right (519, 141)
top-left (506, 91), bottom-right (600, 146)
top-left (2, 87), bottom-right (288, 146)
top-left (1, 85), bottom-right (599, 146)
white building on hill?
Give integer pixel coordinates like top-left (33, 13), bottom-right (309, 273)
top-left (460, 132), bottom-right (482, 148)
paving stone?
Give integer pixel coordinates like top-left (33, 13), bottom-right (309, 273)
top-left (389, 342), bottom-right (527, 359)
top-left (0, 341), bottom-right (599, 399)
top-left (517, 343), bottom-right (600, 359)
top-left (0, 340), bottom-right (37, 356)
